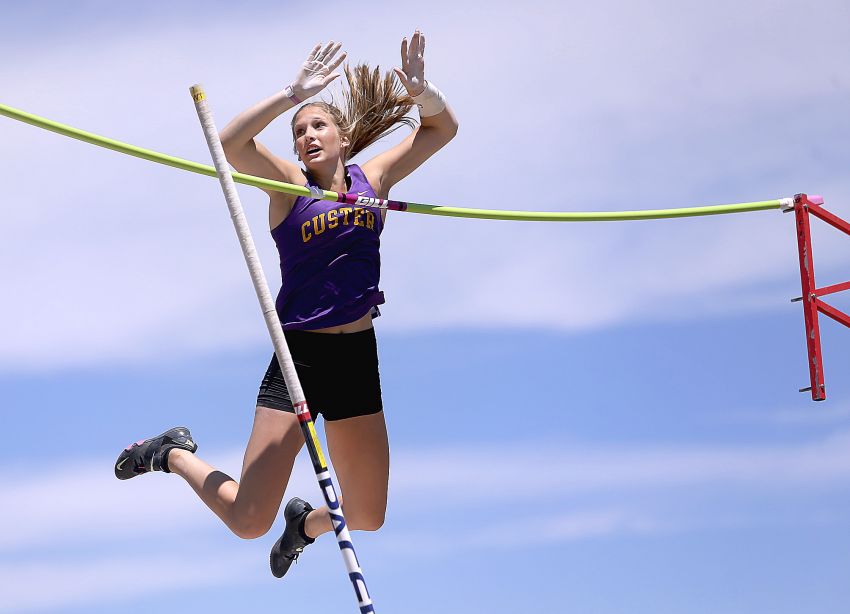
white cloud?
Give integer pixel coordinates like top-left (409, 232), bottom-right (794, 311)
top-left (0, 550), bottom-right (257, 613)
top-left (2, 429), bottom-right (850, 609)
top-left (0, 449), bottom-right (316, 552)
top-left (389, 431), bottom-right (850, 507)
top-left (3, 431), bottom-right (850, 554)
top-left (1, 0), bottom-right (848, 370)
top-left (381, 508), bottom-right (659, 558)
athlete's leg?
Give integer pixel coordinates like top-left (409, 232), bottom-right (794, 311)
top-left (168, 406), bottom-right (304, 539)
top-left (303, 411), bottom-right (389, 538)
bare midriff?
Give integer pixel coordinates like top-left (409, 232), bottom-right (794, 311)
top-left (307, 311), bottom-right (374, 334)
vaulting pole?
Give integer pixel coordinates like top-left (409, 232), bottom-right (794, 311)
top-left (189, 84), bottom-right (374, 613)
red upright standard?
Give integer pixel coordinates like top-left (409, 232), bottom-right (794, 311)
top-left (787, 193), bottom-right (850, 401)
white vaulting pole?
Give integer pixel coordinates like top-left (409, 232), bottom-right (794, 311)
top-left (189, 84), bottom-right (375, 613)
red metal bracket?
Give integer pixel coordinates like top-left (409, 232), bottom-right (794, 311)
top-left (787, 193), bottom-right (850, 401)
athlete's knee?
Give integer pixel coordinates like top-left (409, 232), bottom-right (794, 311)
top-left (231, 522), bottom-right (271, 540)
top-left (358, 516), bottom-right (385, 532)
top-left (349, 509), bottom-right (385, 532)
top-left (230, 511), bottom-right (275, 540)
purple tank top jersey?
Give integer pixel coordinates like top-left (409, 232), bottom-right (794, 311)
top-left (272, 164), bottom-right (385, 330)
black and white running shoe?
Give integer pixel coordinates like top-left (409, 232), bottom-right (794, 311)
top-left (114, 427), bottom-right (197, 480)
top-left (270, 497), bottom-right (315, 578)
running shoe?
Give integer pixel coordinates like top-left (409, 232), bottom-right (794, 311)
top-left (114, 426), bottom-right (197, 480)
top-left (270, 497), bottom-right (315, 578)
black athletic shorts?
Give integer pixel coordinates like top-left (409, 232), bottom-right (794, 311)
top-left (256, 327), bottom-right (383, 421)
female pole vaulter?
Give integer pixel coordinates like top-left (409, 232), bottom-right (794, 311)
top-left (114, 31), bottom-right (458, 579)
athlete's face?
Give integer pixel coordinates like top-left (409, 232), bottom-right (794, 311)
top-left (292, 107), bottom-right (349, 168)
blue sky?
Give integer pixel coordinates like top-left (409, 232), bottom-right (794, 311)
top-left (1, 1), bottom-right (850, 612)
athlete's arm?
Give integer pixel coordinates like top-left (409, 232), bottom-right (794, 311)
top-left (362, 31), bottom-right (459, 196)
top-left (220, 42), bottom-right (347, 198)
top-left (220, 95), bottom-right (302, 199)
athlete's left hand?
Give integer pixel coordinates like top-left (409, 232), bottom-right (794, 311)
top-left (393, 30), bottom-right (426, 97)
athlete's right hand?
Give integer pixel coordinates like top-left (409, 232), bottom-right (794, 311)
top-left (290, 42), bottom-right (347, 100)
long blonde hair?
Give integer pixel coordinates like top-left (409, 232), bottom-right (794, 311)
top-left (291, 63), bottom-right (416, 162)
